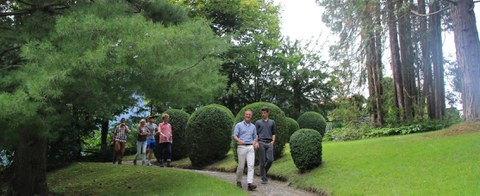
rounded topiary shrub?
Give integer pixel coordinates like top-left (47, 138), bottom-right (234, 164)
top-left (297, 111), bottom-right (327, 136)
top-left (286, 117), bottom-right (300, 139)
top-left (234, 102), bottom-right (287, 160)
top-left (186, 104), bottom-right (234, 167)
top-left (164, 109), bottom-right (190, 161)
top-left (289, 128), bottom-right (323, 172)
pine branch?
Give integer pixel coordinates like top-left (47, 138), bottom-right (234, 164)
top-left (410, 6), bottom-right (451, 17)
top-left (0, 46), bottom-right (20, 57)
top-left (443, 0), bottom-right (457, 5)
top-left (0, 9), bottom-right (32, 16)
top-left (174, 55), bottom-right (209, 75)
top-left (0, 64), bottom-right (21, 71)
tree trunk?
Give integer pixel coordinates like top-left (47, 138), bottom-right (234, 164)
top-left (386, 0), bottom-right (405, 121)
top-left (418, 0), bottom-right (433, 120)
top-left (451, 0), bottom-right (480, 121)
top-left (430, 0), bottom-right (445, 119)
top-left (8, 130), bottom-right (49, 195)
top-left (397, 0), bottom-right (416, 120)
top-left (101, 119), bottom-right (109, 151)
top-left (374, 3), bottom-right (384, 126)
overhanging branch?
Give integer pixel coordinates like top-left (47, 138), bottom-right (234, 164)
top-left (410, 6), bottom-right (451, 17)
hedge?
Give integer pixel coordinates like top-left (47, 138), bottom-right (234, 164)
top-left (289, 128), bottom-right (323, 172)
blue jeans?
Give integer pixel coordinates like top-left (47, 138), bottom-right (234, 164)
top-left (134, 140), bottom-right (147, 162)
top-left (160, 142), bottom-right (172, 162)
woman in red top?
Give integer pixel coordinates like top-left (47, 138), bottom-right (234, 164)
top-left (157, 113), bottom-right (172, 167)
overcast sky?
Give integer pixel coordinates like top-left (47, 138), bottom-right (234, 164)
top-left (273, 0), bottom-right (480, 108)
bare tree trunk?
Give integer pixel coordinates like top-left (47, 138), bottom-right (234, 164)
top-left (430, 0), bottom-right (445, 119)
top-left (451, 0), bottom-right (480, 121)
top-left (397, 0), bottom-right (416, 120)
top-left (417, 0), bottom-right (433, 120)
top-left (101, 119), bottom-right (109, 151)
top-left (387, 0), bottom-right (405, 121)
top-left (374, 3), bottom-right (384, 126)
top-left (8, 130), bottom-right (49, 196)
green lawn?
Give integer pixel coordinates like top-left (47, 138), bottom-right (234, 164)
top-left (47, 162), bottom-right (246, 195)
top-left (270, 122), bottom-right (480, 195)
top-left (168, 122), bottom-right (480, 195)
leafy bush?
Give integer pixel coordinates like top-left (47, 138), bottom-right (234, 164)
top-left (297, 111), bottom-right (327, 136)
top-left (324, 120), bottom-right (455, 141)
top-left (234, 102), bottom-right (288, 159)
top-left (186, 104), bottom-right (234, 167)
top-left (289, 128), bottom-right (323, 172)
top-left (286, 117), bottom-right (300, 139)
top-left (164, 109), bottom-right (190, 160)
top-left (323, 122), bottom-right (372, 141)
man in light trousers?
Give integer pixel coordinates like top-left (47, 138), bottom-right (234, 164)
top-left (233, 109), bottom-right (258, 191)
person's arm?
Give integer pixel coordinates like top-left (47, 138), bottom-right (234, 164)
top-left (253, 127), bottom-right (259, 149)
top-left (111, 126), bottom-right (118, 144)
top-left (271, 121), bottom-right (276, 145)
top-left (125, 125), bottom-right (130, 134)
top-left (157, 124), bottom-right (166, 136)
top-left (232, 124), bottom-right (245, 145)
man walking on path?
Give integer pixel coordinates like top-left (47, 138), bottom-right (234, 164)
top-left (146, 116), bottom-right (157, 166)
top-left (233, 109), bottom-right (258, 191)
top-left (255, 107), bottom-right (276, 184)
top-left (158, 113), bottom-right (173, 167)
top-left (112, 118), bottom-right (130, 164)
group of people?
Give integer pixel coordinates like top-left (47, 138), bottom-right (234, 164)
top-left (111, 114), bottom-right (172, 167)
top-left (233, 107), bottom-right (276, 191)
top-left (110, 107), bottom-right (276, 192)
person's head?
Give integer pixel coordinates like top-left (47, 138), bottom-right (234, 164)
top-left (244, 109), bottom-right (253, 123)
top-left (139, 119), bottom-right (146, 126)
top-left (162, 113), bottom-right (170, 123)
top-left (261, 107), bottom-right (269, 119)
top-left (120, 118), bottom-right (126, 126)
top-left (148, 116), bottom-right (155, 123)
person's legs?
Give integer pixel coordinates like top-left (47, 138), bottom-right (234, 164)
top-left (265, 143), bottom-right (274, 173)
top-left (246, 146), bottom-right (255, 184)
top-left (134, 141), bottom-right (142, 165)
top-left (236, 146), bottom-right (247, 185)
top-left (142, 141), bottom-right (147, 164)
top-left (118, 142), bottom-right (126, 164)
top-left (258, 142), bottom-right (267, 182)
top-left (114, 141), bottom-right (121, 164)
top-left (166, 143), bottom-right (172, 163)
top-left (112, 141), bottom-right (117, 164)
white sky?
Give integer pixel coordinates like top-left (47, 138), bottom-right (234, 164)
top-left (274, 0), bottom-right (480, 108)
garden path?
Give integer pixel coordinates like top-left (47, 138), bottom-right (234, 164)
top-left (120, 160), bottom-right (318, 196)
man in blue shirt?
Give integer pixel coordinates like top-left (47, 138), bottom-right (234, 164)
top-left (233, 109), bottom-right (258, 191)
top-left (255, 107), bottom-right (276, 184)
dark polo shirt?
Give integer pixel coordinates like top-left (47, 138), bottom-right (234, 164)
top-left (255, 119), bottom-right (276, 141)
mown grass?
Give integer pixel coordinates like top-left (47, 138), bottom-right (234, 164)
top-left (173, 122), bottom-right (480, 195)
top-left (47, 162), bottom-right (246, 195)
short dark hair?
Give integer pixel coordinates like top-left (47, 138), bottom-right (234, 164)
top-left (261, 107), bottom-right (269, 112)
top-left (148, 116), bottom-right (155, 119)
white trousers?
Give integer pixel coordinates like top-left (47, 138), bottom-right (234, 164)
top-left (236, 145), bottom-right (255, 184)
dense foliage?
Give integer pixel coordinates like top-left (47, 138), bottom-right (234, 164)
top-left (233, 102), bottom-right (287, 159)
top-left (186, 104), bottom-right (234, 167)
top-left (297, 111), bottom-right (327, 136)
top-left (163, 109), bottom-right (190, 160)
top-left (289, 128), bottom-right (323, 172)
top-left (286, 117), bottom-right (300, 139)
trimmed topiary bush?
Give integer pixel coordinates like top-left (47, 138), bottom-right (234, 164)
top-left (186, 104), bottom-right (234, 167)
top-left (286, 117), bottom-right (300, 139)
top-left (289, 128), bottom-right (323, 172)
top-left (297, 111), bottom-right (327, 136)
top-left (164, 109), bottom-right (190, 161)
top-left (234, 102), bottom-right (287, 160)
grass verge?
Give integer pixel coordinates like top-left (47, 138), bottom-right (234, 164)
top-left (47, 162), bottom-right (246, 195)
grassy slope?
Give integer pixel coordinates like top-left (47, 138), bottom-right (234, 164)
top-left (164, 122), bottom-right (480, 195)
top-left (270, 122), bottom-right (480, 195)
top-left (47, 162), bottom-right (246, 195)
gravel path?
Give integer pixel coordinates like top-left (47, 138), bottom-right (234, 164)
top-left (119, 160), bottom-right (318, 196)
top-left (189, 169), bottom-right (318, 196)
